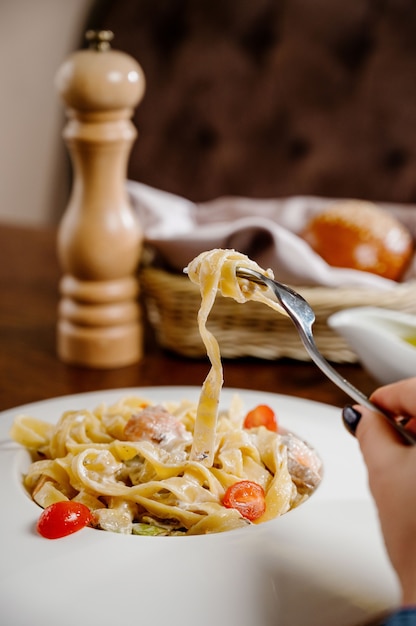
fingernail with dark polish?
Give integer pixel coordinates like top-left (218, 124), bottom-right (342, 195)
top-left (342, 405), bottom-right (362, 437)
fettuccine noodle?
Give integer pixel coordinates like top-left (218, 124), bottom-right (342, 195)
top-left (11, 249), bottom-right (322, 536)
top-left (185, 248), bottom-right (285, 465)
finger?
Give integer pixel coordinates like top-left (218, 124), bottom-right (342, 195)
top-left (355, 405), bottom-right (402, 472)
top-left (371, 377), bottom-right (416, 420)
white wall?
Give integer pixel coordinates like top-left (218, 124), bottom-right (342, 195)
top-left (0, 0), bottom-right (94, 226)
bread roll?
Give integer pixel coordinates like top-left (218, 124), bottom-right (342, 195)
top-left (301, 200), bottom-right (414, 281)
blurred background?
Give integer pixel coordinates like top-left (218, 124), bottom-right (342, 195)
top-left (0, 0), bottom-right (93, 226)
top-left (3, 0), bottom-right (416, 227)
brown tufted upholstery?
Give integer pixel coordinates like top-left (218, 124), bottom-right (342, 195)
top-left (86, 0), bottom-right (416, 204)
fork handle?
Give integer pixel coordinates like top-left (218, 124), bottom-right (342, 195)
top-left (309, 346), bottom-right (416, 445)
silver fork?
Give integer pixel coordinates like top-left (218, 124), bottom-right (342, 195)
top-left (236, 266), bottom-right (416, 445)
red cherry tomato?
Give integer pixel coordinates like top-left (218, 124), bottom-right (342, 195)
top-left (243, 405), bottom-right (278, 432)
top-left (37, 501), bottom-right (93, 539)
top-left (223, 480), bottom-right (266, 521)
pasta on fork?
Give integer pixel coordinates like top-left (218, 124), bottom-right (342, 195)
top-left (185, 248), bottom-right (289, 466)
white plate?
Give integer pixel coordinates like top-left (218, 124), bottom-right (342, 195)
top-left (0, 386), bottom-right (399, 626)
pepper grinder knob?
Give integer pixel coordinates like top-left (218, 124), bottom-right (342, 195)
top-left (85, 29), bottom-right (114, 51)
top-left (55, 31), bottom-right (146, 368)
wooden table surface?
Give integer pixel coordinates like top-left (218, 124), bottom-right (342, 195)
top-left (0, 222), bottom-right (379, 414)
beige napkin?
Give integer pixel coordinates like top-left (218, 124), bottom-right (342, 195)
top-left (128, 180), bottom-right (416, 289)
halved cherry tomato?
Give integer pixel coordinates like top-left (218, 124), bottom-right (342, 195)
top-left (37, 501), bottom-right (93, 539)
top-left (243, 405), bottom-right (278, 432)
top-left (222, 480), bottom-right (266, 521)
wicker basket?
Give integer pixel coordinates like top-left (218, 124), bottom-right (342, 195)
top-left (140, 266), bottom-right (416, 363)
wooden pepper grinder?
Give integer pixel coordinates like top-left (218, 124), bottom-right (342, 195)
top-left (55, 30), bottom-right (145, 368)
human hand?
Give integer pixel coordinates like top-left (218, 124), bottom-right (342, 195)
top-left (343, 377), bottom-right (416, 606)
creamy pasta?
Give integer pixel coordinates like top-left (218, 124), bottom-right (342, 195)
top-left (11, 248), bottom-right (322, 536)
top-left (185, 248), bottom-right (286, 466)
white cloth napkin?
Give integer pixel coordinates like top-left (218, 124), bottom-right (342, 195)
top-left (128, 180), bottom-right (416, 289)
